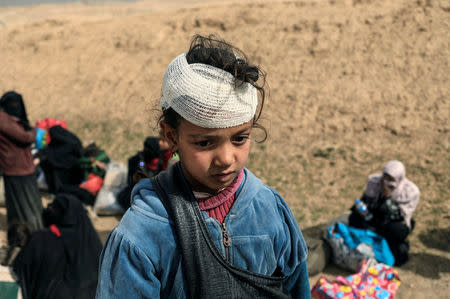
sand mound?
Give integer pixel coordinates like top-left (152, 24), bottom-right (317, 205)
top-left (0, 0), bottom-right (448, 297)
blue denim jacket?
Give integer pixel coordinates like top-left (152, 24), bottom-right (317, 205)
top-left (96, 168), bottom-right (310, 298)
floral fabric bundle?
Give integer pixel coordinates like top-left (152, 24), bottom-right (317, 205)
top-left (311, 259), bottom-right (401, 299)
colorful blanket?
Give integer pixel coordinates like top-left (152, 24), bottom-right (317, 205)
top-left (311, 259), bottom-right (401, 299)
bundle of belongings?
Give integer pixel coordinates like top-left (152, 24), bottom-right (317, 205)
top-left (326, 222), bottom-right (394, 272)
top-left (33, 124), bottom-right (124, 210)
top-left (35, 118), bottom-right (68, 150)
top-left (311, 258), bottom-right (401, 299)
top-left (309, 219), bottom-right (400, 298)
top-left (33, 125), bottom-right (175, 215)
top-left (93, 162), bottom-right (127, 216)
top-left (34, 124), bottom-right (84, 194)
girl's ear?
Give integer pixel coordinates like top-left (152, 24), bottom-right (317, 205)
top-left (160, 122), bottom-right (178, 152)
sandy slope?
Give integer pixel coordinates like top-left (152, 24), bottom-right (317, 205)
top-left (0, 0), bottom-right (449, 297)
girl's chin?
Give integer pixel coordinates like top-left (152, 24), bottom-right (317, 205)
top-left (184, 170), bottom-right (236, 195)
top-left (194, 180), bottom-right (233, 195)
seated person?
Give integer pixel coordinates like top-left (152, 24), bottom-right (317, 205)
top-left (117, 136), bottom-right (177, 210)
top-left (158, 129), bottom-right (179, 169)
top-left (11, 193), bottom-right (103, 299)
top-left (78, 142), bottom-right (110, 182)
top-left (34, 125), bottom-right (84, 193)
top-left (349, 160), bottom-right (420, 266)
top-left (128, 137), bottom-right (161, 185)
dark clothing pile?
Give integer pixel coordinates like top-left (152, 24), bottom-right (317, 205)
top-left (0, 91), bottom-right (43, 234)
top-left (349, 194), bottom-right (413, 266)
top-left (12, 193), bottom-right (103, 299)
top-left (36, 125), bottom-right (84, 193)
top-left (58, 184), bottom-right (96, 206)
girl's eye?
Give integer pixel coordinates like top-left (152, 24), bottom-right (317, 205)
top-left (195, 140), bottom-right (211, 147)
top-left (233, 135), bottom-right (249, 145)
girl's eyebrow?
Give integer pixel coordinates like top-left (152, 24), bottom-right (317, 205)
top-left (188, 126), bottom-right (252, 138)
top-left (233, 126), bottom-right (252, 135)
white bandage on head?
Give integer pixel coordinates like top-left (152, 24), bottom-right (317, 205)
top-left (160, 53), bottom-right (258, 128)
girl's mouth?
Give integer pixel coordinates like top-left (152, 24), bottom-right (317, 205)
top-left (212, 172), bottom-right (235, 182)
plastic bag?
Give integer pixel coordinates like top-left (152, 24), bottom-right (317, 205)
top-left (79, 173), bottom-right (104, 196)
top-left (35, 118), bottom-right (68, 145)
top-left (93, 162), bottom-right (127, 216)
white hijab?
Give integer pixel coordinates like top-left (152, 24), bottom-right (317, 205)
top-left (364, 160), bottom-right (420, 228)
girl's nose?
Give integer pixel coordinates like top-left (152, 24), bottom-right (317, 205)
top-left (214, 143), bottom-right (235, 167)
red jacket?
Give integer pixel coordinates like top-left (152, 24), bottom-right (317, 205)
top-left (0, 111), bottom-right (36, 176)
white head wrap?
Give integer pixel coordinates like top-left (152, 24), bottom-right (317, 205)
top-left (383, 160), bottom-right (406, 186)
top-left (160, 53), bottom-right (258, 128)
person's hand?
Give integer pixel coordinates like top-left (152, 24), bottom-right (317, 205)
top-left (94, 160), bottom-right (106, 169)
top-left (382, 173), bottom-right (396, 197)
top-left (383, 184), bottom-right (392, 197)
top-left (33, 157), bottom-right (40, 166)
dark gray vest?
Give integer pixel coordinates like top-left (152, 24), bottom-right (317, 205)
top-left (151, 163), bottom-right (290, 299)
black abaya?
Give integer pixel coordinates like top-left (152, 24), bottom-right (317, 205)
top-left (12, 193), bottom-right (103, 299)
top-left (4, 174), bottom-right (43, 232)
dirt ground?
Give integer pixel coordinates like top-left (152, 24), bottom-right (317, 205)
top-left (0, 0), bottom-right (449, 297)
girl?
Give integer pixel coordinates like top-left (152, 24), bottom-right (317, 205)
top-left (97, 35), bottom-right (310, 298)
top-left (349, 160), bottom-right (420, 266)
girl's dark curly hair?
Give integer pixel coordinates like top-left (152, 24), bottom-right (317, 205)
top-left (160, 34), bottom-right (267, 141)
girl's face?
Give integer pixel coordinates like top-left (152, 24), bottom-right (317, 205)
top-left (162, 119), bottom-right (252, 194)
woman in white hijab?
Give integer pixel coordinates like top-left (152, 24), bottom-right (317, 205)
top-left (349, 160), bottom-right (420, 266)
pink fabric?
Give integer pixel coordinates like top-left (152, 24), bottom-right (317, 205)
top-left (311, 259), bottom-right (401, 299)
top-left (196, 169), bottom-right (244, 223)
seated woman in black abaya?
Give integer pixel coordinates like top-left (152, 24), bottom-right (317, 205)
top-left (349, 160), bottom-right (420, 266)
top-left (11, 194), bottom-right (103, 299)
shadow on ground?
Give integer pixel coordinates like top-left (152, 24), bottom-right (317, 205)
top-left (313, 250), bottom-right (450, 283)
top-left (418, 227), bottom-right (450, 252)
top-left (401, 252), bottom-right (450, 280)
top-left (321, 263), bottom-right (353, 277)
